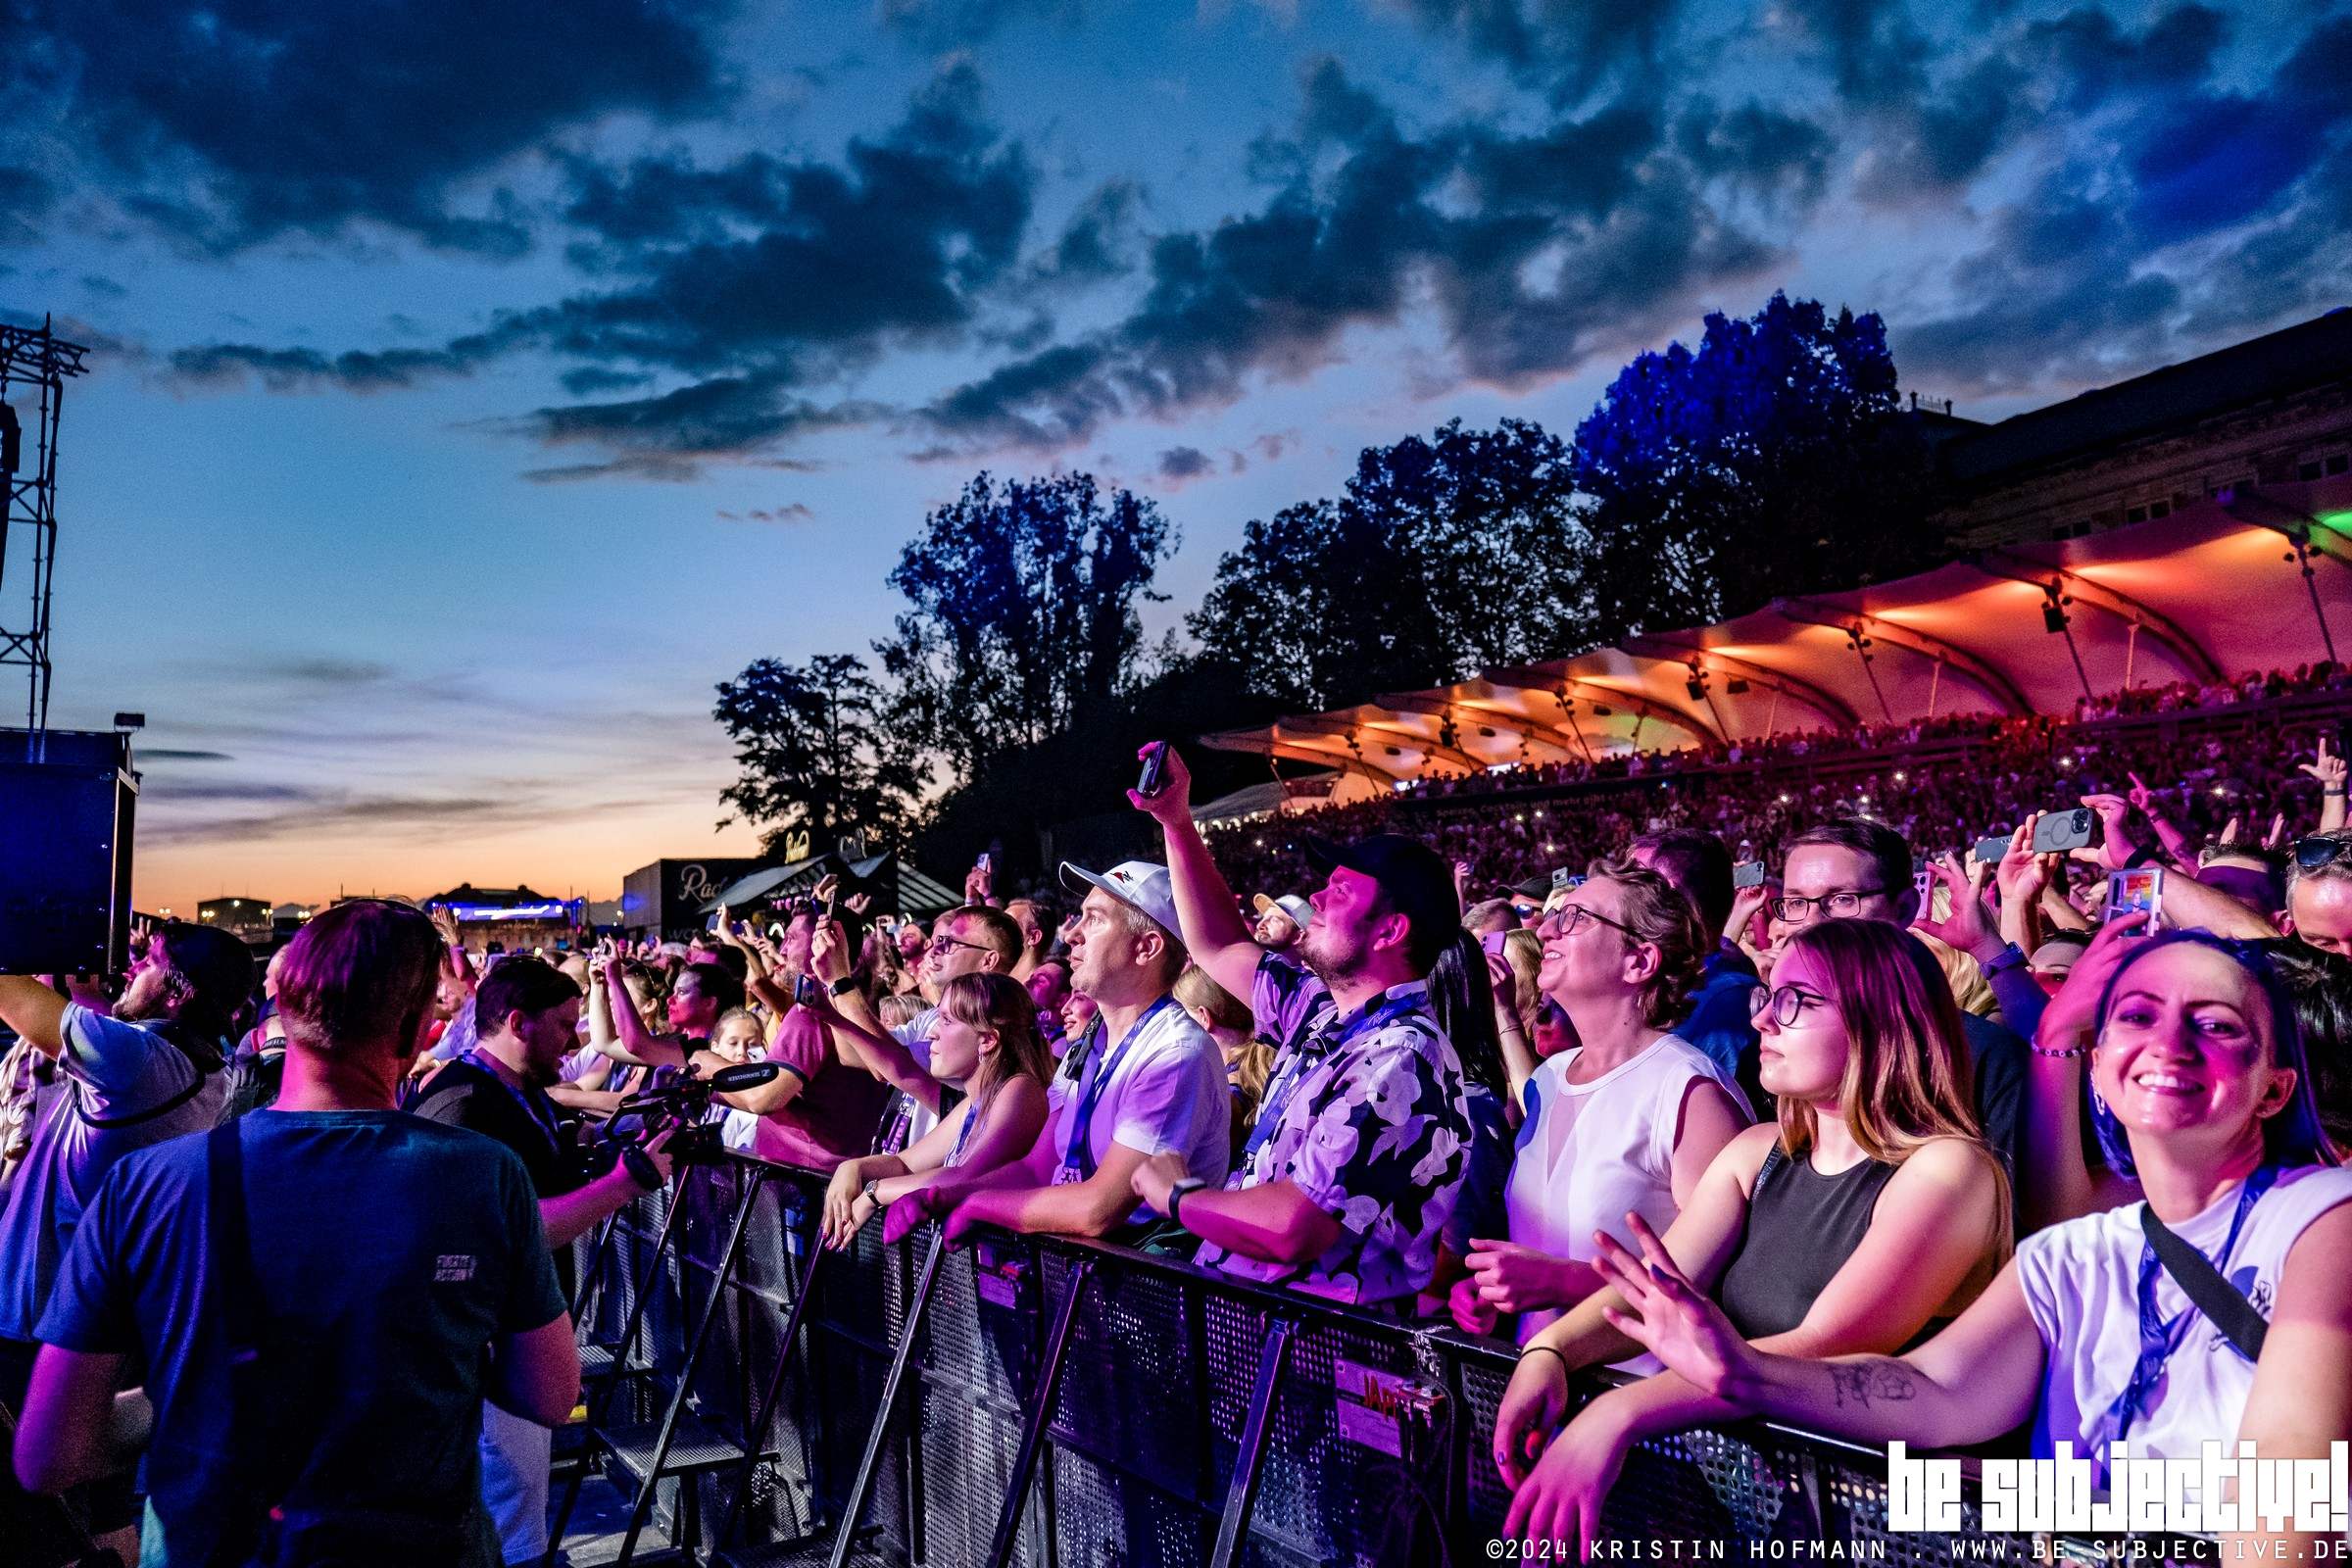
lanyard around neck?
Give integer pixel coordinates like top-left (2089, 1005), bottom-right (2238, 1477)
top-left (1241, 988), bottom-right (1424, 1164)
top-left (1060, 996), bottom-right (1177, 1181)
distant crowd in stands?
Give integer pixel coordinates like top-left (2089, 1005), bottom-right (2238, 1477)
top-left (4, 670), bottom-right (2352, 1563)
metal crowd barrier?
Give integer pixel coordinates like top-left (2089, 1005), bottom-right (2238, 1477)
top-left (564, 1151), bottom-right (2090, 1568)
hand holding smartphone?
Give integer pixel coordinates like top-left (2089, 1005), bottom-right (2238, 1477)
top-left (2104, 867), bottom-right (2164, 933)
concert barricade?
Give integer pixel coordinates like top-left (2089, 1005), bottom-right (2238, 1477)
top-left (565, 1151), bottom-right (2118, 1568)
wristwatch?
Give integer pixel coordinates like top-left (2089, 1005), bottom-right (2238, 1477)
top-left (1980, 944), bottom-right (2028, 979)
top-left (861, 1176), bottom-right (888, 1205)
top-left (1166, 1176), bottom-right (1208, 1228)
top-left (829, 975), bottom-right (861, 998)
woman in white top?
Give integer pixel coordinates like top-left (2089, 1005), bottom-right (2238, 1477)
top-left (1451, 862), bottom-right (1748, 1339)
top-left (1573, 928), bottom-right (2352, 1562)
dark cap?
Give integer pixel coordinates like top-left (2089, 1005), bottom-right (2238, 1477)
top-left (1299, 833), bottom-right (1460, 971)
top-left (1509, 873), bottom-right (1551, 902)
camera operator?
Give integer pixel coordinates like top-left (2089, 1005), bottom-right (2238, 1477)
top-left (404, 955), bottom-right (674, 1568)
top-left (11, 899), bottom-right (577, 1568)
top-left (0, 922), bottom-right (253, 1563)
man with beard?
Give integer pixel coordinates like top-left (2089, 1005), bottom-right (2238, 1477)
top-left (914, 862), bottom-right (1229, 1242)
top-left (406, 956), bottom-right (675, 1568)
top-left (0, 923), bottom-right (254, 1562)
top-left (1126, 746), bottom-right (1473, 1307)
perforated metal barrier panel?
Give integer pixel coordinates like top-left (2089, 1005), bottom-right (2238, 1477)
top-left (570, 1152), bottom-right (2185, 1568)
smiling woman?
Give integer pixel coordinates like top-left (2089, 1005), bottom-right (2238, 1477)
top-left (1577, 930), bottom-right (2352, 1560)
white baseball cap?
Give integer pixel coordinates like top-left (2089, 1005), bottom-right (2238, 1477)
top-left (1251, 892), bottom-right (1312, 927)
top-left (1059, 859), bottom-right (1184, 945)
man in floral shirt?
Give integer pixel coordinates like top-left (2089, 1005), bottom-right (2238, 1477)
top-left (1127, 746), bottom-right (1472, 1308)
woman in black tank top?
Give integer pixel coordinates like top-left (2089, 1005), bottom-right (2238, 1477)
top-left (1495, 917), bottom-right (2010, 1551)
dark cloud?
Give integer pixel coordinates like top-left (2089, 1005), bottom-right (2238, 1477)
top-left (2023, 4), bottom-right (2227, 109)
top-left (166, 340), bottom-right (497, 391)
top-left (137, 748), bottom-right (235, 761)
top-left (1157, 445), bottom-right (1211, 480)
top-left (717, 503), bottom-right (816, 522)
top-left (165, 63), bottom-right (1032, 473)
top-left (922, 62), bottom-right (1759, 447)
top-left (1032, 180), bottom-right (1139, 286)
top-left (80, 273), bottom-right (126, 299)
top-left (1675, 101), bottom-right (1835, 208)
top-left (1895, 176), bottom-right (2182, 391)
top-left (496, 374), bottom-right (888, 481)
top-left (1392, 0), bottom-right (1685, 97)
top-left (6, 0), bottom-right (732, 254)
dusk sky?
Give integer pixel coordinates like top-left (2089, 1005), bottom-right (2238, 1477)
top-left (8, 0), bottom-right (2346, 912)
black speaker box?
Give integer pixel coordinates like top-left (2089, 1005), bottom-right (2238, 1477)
top-left (1, 728), bottom-right (136, 976)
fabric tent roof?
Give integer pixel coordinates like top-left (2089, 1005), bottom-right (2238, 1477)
top-left (699, 851), bottom-right (963, 917)
top-left (1199, 477), bottom-right (2352, 785)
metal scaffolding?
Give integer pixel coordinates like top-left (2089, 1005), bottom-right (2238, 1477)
top-left (0, 317), bottom-right (91, 734)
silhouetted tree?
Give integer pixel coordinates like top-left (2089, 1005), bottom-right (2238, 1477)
top-left (1190, 417), bottom-right (1587, 710)
top-left (1572, 292), bottom-right (1938, 645)
top-left (714, 654), bottom-right (921, 856)
top-left (877, 471), bottom-right (1177, 787)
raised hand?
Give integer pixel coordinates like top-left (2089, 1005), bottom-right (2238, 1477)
top-left (2299, 735), bottom-right (2346, 791)
top-left (1589, 1214), bottom-right (1747, 1399)
top-left (2075, 794), bottom-right (2135, 871)
top-left (1125, 742), bottom-right (1194, 826)
top-left (1910, 852), bottom-right (2000, 961)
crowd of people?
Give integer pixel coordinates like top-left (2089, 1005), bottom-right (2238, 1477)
top-left (3, 694), bottom-right (2352, 1564)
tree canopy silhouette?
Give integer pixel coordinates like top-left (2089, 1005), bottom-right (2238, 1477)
top-left (713, 653), bottom-right (921, 857)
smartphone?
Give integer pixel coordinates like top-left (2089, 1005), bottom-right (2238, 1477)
top-left (2104, 867), bottom-right (2164, 932)
top-left (1137, 740), bottom-right (1170, 799)
top-left (1913, 868), bottom-right (1935, 911)
top-left (1480, 930), bottom-right (1510, 957)
top-left (977, 851), bottom-right (993, 874)
top-left (794, 973), bottom-right (822, 1006)
top-left (2032, 808), bottom-right (2104, 855)
top-left (1732, 860), bottom-right (1766, 890)
top-left (1550, 866), bottom-right (1577, 891)
top-left (1973, 833), bottom-right (2013, 866)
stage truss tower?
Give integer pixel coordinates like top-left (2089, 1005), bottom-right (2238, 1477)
top-left (0, 317), bottom-right (90, 735)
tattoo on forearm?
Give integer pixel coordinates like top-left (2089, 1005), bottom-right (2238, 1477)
top-left (1829, 1363), bottom-right (1918, 1408)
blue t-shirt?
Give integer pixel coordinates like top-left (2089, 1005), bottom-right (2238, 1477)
top-left (1676, 948), bottom-right (1762, 1085)
top-left (36, 1109), bottom-right (566, 1568)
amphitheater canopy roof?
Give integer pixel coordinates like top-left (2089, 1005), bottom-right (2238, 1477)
top-left (1198, 477), bottom-right (2352, 786)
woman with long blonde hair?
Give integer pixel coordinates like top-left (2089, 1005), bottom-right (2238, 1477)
top-left (1495, 917), bottom-right (2010, 1549)
top-left (820, 972), bottom-right (1053, 1249)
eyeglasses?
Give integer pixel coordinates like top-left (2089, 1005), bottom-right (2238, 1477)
top-left (2294, 836), bottom-right (2352, 872)
top-left (1767, 887), bottom-right (1886, 922)
top-left (927, 933), bottom-right (993, 957)
top-left (1749, 984), bottom-right (1833, 1029)
top-left (1539, 904), bottom-right (1641, 942)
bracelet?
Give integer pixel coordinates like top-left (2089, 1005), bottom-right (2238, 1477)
top-left (1980, 944), bottom-right (2028, 979)
top-left (2329, 788), bottom-right (2347, 799)
top-left (1520, 1345), bottom-right (1570, 1379)
top-left (2030, 1040), bottom-right (2090, 1059)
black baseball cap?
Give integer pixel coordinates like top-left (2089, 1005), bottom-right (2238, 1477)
top-left (1509, 873), bottom-right (1550, 902)
top-left (1298, 833), bottom-right (1461, 970)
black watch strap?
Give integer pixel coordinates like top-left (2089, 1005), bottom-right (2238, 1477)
top-left (829, 974), bottom-right (861, 998)
top-left (621, 1144), bottom-right (663, 1191)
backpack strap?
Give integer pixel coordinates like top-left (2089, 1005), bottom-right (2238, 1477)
top-left (208, 1121), bottom-right (279, 1561)
top-left (73, 1019), bottom-right (220, 1130)
top-left (2140, 1202), bottom-right (2270, 1360)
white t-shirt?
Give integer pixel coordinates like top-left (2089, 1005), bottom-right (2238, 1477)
top-left (1045, 997), bottom-right (1231, 1218)
top-left (1505, 1032), bottom-right (1747, 1346)
top-left (892, 1008), bottom-right (941, 1144)
top-left (2016, 1163), bottom-right (2352, 1473)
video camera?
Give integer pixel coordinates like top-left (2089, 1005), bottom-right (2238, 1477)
top-left (590, 1059), bottom-right (781, 1172)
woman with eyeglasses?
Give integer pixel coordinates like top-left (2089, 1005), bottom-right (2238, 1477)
top-left (1575, 928), bottom-right (2352, 1562)
top-left (1496, 917), bottom-right (2009, 1551)
top-left (1450, 863), bottom-right (1749, 1343)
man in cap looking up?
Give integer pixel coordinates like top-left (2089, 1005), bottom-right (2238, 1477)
top-left (1127, 745), bottom-right (1473, 1308)
top-left (1250, 893), bottom-right (1312, 952)
top-left (921, 859), bottom-right (1229, 1242)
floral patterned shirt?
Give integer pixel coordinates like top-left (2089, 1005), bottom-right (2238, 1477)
top-left (1193, 955), bottom-right (1471, 1306)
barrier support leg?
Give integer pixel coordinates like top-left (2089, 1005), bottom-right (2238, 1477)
top-left (826, 1230), bottom-right (950, 1568)
top-left (713, 1232), bottom-right (828, 1547)
top-left (613, 1164), bottom-right (769, 1566)
top-left (983, 1254), bottom-right (1096, 1568)
top-left (546, 1179), bottom-right (696, 1564)
top-left (1207, 1315), bottom-right (1297, 1568)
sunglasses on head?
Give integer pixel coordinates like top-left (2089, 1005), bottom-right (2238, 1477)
top-left (2295, 836), bottom-right (2352, 872)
